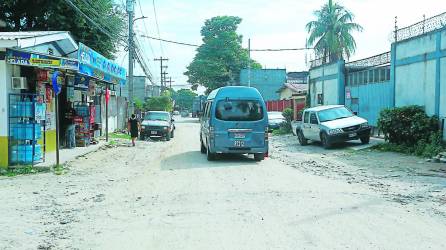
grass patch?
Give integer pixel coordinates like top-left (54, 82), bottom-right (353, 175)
top-left (109, 132), bottom-right (131, 140)
top-left (0, 165), bottom-right (50, 177)
top-left (271, 128), bottom-right (291, 136)
top-left (372, 140), bottom-right (444, 158)
top-left (53, 164), bottom-right (67, 175)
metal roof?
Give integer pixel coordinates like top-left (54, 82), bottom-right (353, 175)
top-left (0, 31), bottom-right (78, 56)
top-left (306, 105), bottom-right (344, 112)
top-left (0, 31), bottom-right (67, 40)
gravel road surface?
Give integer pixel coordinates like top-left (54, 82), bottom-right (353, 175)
top-left (1, 118), bottom-right (445, 250)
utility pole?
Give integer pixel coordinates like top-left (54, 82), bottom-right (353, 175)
top-left (248, 38), bottom-right (251, 87)
top-left (126, 0), bottom-right (135, 113)
top-left (154, 57), bottom-right (169, 91)
top-left (165, 77), bottom-right (175, 89)
top-left (162, 72), bottom-right (168, 89)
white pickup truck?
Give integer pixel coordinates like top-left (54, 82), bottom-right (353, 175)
top-left (291, 105), bottom-right (372, 149)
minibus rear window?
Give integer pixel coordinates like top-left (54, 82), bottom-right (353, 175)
top-left (215, 100), bottom-right (264, 121)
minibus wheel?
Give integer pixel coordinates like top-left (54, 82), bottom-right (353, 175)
top-left (254, 153), bottom-right (265, 162)
top-left (207, 146), bottom-right (216, 161)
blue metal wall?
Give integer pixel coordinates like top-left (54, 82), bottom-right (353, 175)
top-left (239, 69), bottom-right (286, 101)
top-left (345, 81), bottom-right (393, 126)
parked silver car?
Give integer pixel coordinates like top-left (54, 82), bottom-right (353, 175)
top-left (267, 111), bottom-right (286, 131)
top-left (291, 105), bottom-right (371, 148)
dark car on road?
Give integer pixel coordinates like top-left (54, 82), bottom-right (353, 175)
top-left (140, 111), bottom-right (175, 141)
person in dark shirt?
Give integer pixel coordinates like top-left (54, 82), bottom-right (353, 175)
top-left (128, 114), bottom-right (140, 147)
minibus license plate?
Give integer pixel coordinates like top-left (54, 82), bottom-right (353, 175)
top-left (234, 133), bottom-right (245, 139)
top-left (234, 140), bottom-right (245, 147)
top-left (151, 131), bottom-right (157, 135)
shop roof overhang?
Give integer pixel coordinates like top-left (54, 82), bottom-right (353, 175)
top-left (0, 31), bottom-right (78, 56)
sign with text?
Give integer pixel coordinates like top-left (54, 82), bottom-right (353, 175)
top-left (6, 49), bottom-right (79, 71)
top-left (77, 43), bottom-right (126, 85)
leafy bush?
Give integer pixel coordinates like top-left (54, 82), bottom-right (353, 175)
top-left (280, 108), bottom-right (293, 133)
top-left (378, 105), bottom-right (439, 144)
top-left (376, 106), bottom-right (443, 158)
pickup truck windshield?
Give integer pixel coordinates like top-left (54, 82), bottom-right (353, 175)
top-left (145, 112), bottom-right (169, 121)
top-left (216, 100), bottom-right (264, 121)
top-left (318, 107), bottom-right (353, 122)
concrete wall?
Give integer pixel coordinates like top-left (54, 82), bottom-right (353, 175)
top-left (0, 60), bottom-right (10, 168)
top-left (121, 76), bottom-right (149, 101)
top-left (309, 61), bottom-right (344, 107)
top-left (240, 69), bottom-right (286, 101)
top-left (396, 33), bottom-right (437, 59)
top-left (279, 88), bottom-right (293, 100)
top-left (394, 28), bottom-right (446, 140)
top-left (395, 60), bottom-right (437, 115)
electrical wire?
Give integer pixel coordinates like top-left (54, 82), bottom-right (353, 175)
top-left (137, 0), bottom-right (156, 57)
top-left (77, 0), bottom-right (118, 35)
top-left (151, 0), bottom-right (164, 55)
top-left (139, 35), bottom-right (314, 52)
top-left (63, 0), bottom-right (125, 45)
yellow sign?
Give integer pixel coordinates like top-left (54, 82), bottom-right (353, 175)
top-left (30, 58), bottom-right (61, 67)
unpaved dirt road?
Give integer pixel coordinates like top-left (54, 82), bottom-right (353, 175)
top-left (1, 118), bottom-right (446, 250)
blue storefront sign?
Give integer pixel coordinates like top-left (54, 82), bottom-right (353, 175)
top-left (6, 49), bottom-right (79, 71)
top-left (77, 43), bottom-right (126, 86)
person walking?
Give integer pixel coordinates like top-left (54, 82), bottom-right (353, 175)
top-left (128, 114), bottom-right (140, 147)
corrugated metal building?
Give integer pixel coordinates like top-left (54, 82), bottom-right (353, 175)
top-left (239, 69), bottom-right (286, 101)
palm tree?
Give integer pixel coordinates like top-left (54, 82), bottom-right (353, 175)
top-left (306, 0), bottom-right (363, 63)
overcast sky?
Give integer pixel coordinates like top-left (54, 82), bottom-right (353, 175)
top-left (117, 0), bottom-right (442, 92)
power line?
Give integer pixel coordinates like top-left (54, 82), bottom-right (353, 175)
top-left (137, 0), bottom-right (156, 57)
top-left (140, 35), bottom-right (198, 47)
top-left (251, 48), bottom-right (314, 52)
top-left (139, 35), bottom-right (314, 51)
top-left (77, 0), bottom-right (119, 35)
top-left (63, 0), bottom-right (113, 39)
top-left (63, 0), bottom-right (125, 46)
top-left (151, 0), bottom-right (164, 55)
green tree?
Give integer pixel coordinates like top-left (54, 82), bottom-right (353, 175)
top-left (0, 0), bottom-right (125, 59)
top-left (133, 98), bottom-right (144, 111)
top-left (306, 0), bottom-right (363, 63)
top-left (144, 93), bottom-right (173, 112)
top-left (185, 16), bottom-right (261, 94)
top-left (172, 89), bottom-right (197, 111)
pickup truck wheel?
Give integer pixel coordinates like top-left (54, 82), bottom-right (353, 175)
top-left (321, 133), bottom-right (332, 149)
top-left (360, 136), bottom-right (370, 144)
top-left (166, 132), bottom-right (171, 141)
top-left (297, 130), bottom-right (308, 146)
top-left (171, 129), bottom-right (175, 138)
